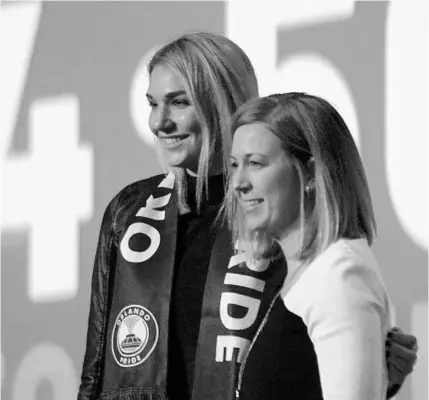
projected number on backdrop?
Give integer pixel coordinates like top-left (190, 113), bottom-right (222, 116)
top-left (1, 3), bottom-right (91, 398)
top-left (3, 96), bottom-right (93, 303)
top-left (386, 0), bottom-right (428, 250)
top-left (227, 1), bottom-right (360, 147)
top-left (12, 344), bottom-right (77, 400)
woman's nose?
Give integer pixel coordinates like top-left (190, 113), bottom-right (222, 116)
top-left (233, 169), bottom-right (252, 193)
top-left (151, 106), bottom-right (174, 134)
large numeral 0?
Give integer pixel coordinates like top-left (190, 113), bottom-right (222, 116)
top-left (386, 0), bottom-right (428, 251)
top-left (12, 344), bottom-right (77, 400)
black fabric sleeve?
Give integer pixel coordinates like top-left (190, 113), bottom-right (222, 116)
top-left (386, 384), bottom-right (401, 399)
top-left (77, 192), bottom-right (122, 400)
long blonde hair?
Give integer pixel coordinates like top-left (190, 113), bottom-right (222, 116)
top-left (148, 31), bottom-right (259, 211)
top-left (225, 92), bottom-right (377, 262)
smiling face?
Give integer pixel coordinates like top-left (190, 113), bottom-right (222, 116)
top-left (147, 64), bottom-right (202, 173)
top-left (230, 123), bottom-right (302, 239)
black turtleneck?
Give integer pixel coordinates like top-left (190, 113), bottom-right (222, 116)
top-left (167, 174), bottom-right (225, 400)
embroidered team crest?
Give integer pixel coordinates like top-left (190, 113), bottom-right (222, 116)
top-left (112, 304), bottom-right (159, 367)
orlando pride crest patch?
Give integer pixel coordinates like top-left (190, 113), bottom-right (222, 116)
top-left (112, 304), bottom-right (159, 367)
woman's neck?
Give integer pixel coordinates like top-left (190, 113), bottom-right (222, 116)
top-left (276, 224), bottom-right (306, 292)
top-left (185, 165), bottom-right (224, 177)
top-left (277, 224), bottom-right (302, 263)
top-left (185, 149), bottom-right (224, 177)
top-left (180, 171), bottom-right (225, 214)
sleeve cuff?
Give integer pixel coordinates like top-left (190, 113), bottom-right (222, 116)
top-left (387, 383), bottom-right (401, 399)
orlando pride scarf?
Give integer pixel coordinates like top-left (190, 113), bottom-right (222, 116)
top-left (99, 173), bottom-right (285, 400)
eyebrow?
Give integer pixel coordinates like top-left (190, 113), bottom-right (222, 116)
top-left (146, 90), bottom-right (188, 101)
top-left (230, 153), bottom-right (267, 159)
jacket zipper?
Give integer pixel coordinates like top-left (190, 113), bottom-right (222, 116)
top-left (235, 289), bottom-right (282, 399)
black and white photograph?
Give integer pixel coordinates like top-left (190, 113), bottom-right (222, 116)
top-left (1, 1), bottom-right (427, 399)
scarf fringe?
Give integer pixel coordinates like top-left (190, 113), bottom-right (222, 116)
top-left (100, 388), bottom-right (167, 400)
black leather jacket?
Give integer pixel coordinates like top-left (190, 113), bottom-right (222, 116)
top-left (78, 176), bottom-right (165, 400)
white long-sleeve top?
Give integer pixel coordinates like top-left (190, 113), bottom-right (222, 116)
top-left (281, 238), bottom-right (392, 400)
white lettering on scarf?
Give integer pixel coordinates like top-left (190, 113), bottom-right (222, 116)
top-left (216, 245), bottom-right (270, 363)
top-left (120, 173), bottom-right (174, 263)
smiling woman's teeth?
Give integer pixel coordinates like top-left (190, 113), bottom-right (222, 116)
top-left (247, 200), bottom-right (262, 205)
top-left (164, 137), bottom-right (184, 144)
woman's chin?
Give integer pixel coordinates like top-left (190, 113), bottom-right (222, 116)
top-left (165, 156), bottom-right (196, 172)
top-left (163, 153), bottom-right (185, 168)
top-left (245, 214), bottom-right (268, 230)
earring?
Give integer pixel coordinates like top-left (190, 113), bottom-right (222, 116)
top-left (305, 182), bottom-right (314, 194)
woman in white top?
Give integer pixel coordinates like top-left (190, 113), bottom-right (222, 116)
top-left (227, 92), bottom-right (394, 399)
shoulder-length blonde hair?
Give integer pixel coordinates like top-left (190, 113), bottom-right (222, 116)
top-left (148, 31), bottom-right (259, 211)
top-left (225, 92), bottom-right (377, 262)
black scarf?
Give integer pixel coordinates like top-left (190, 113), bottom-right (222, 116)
top-left (100, 173), bottom-right (286, 400)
